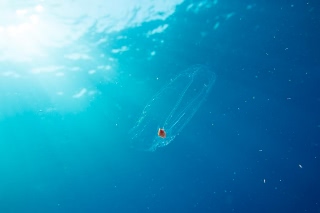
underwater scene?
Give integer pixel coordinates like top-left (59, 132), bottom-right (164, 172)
top-left (0, 0), bottom-right (319, 212)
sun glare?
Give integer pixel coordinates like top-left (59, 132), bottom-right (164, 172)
top-left (0, 4), bottom-right (46, 61)
top-left (0, 0), bottom-right (184, 114)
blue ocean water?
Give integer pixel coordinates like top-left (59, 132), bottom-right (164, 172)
top-left (0, 0), bottom-right (319, 212)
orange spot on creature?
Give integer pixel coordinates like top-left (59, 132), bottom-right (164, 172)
top-left (158, 128), bottom-right (166, 138)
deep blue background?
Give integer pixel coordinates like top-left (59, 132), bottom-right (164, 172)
top-left (0, 0), bottom-right (319, 212)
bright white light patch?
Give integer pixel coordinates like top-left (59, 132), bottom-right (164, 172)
top-left (88, 70), bottom-right (96, 74)
top-left (147, 24), bottom-right (168, 37)
top-left (35, 5), bottom-right (44, 12)
top-left (64, 53), bottom-right (91, 60)
top-left (72, 88), bottom-right (87, 98)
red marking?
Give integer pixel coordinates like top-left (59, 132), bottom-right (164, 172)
top-left (158, 128), bottom-right (166, 138)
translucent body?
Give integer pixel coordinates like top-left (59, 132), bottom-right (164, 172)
top-left (130, 65), bottom-right (216, 151)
